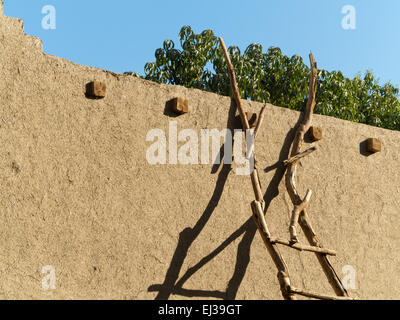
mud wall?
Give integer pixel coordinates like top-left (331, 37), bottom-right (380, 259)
top-left (0, 3), bottom-right (398, 299)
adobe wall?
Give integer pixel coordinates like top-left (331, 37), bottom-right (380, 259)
top-left (0, 4), bottom-right (398, 299)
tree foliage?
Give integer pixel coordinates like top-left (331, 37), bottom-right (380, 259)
top-left (126, 26), bottom-right (400, 131)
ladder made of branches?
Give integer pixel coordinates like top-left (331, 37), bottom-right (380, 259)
top-left (219, 37), bottom-right (351, 300)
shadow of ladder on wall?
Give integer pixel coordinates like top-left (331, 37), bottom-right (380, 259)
top-left (219, 38), bottom-right (352, 300)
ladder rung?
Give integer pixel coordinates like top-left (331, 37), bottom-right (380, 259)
top-left (290, 287), bottom-right (353, 300)
top-left (269, 238), bottom-right (337, 256)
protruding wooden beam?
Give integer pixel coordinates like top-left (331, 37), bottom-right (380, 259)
top-left (367, 138), bottom-right (381, 153)
top-left (308, 126), bottom-right (323, 141)
top-left (86, 81), bottom-right (106, 98)
top-left (168, 97), bottom-right (189, 115)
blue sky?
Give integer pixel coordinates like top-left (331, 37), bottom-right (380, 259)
top-left (4, 0), bottom-right (400, 87)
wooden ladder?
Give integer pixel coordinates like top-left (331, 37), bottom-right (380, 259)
top-left (219, 38), bottom-right (351, 300)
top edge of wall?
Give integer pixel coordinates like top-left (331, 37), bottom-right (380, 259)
top-left (0, 0), bottom-right (3, 15)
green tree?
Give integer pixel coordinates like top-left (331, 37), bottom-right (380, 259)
top-left (125, 26), bottom-right (400, 131)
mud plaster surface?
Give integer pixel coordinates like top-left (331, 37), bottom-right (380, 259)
top-left (0, 3), bottom-right (398, 299)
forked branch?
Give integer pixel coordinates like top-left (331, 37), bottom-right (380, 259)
top-left (284, 53), bottom-right (349, 297)
top-left (285, 53), bottom-right (317, 242)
